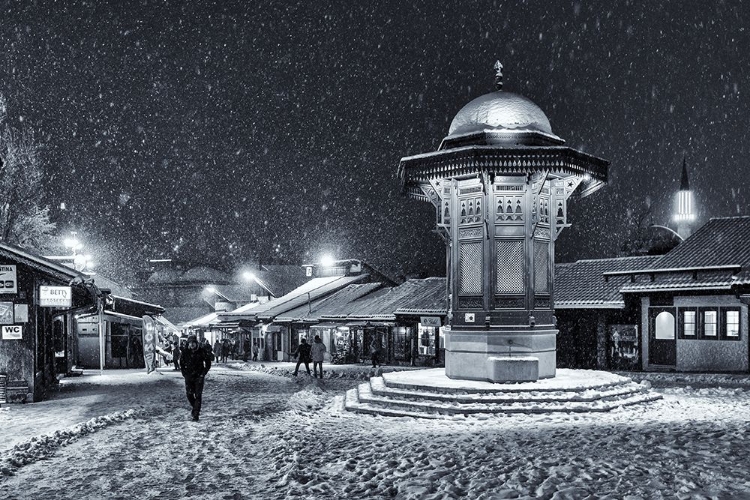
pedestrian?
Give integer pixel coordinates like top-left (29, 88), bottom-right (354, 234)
top-left (252, 343), bottom-right (259, 361)
top-left (213, 339), bottom-right (222, 363)
top-left (370, 338), bottom-right (380, 368)
top-left (180, 334), bottom-right (212, 422)
top-left (221, 339), bottom-right (230, 363)
top-left (172, 341), bottom-right (181, 370)
top-left (310, 335), bottom-right (327, 379)
top-left (243, 338), bottom-right (251, 362)
top-left (292, 337), bottom-right (312, 376)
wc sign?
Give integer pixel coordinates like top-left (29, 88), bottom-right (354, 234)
top-left (2, 325), bottom-right (22, 340)
top-left (39, 286), bottom-right (72, 307)
top-left (3, 325), bottom-right (23, 340)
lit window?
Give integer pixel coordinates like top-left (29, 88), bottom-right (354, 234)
top-left (683, 311), bottom-right (696, 337)
top-left (703, 311), bottom-right (718, 337)
top-left (726, 310), bottom-right (740, 338)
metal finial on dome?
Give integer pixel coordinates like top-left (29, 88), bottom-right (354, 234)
top-left (493, 60), bottom-right (503, 90)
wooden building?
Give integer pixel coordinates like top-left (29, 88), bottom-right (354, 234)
top-left (556, 216), bottom-right (750, 373)
top-left (0, 244), bottom-right (97, 402)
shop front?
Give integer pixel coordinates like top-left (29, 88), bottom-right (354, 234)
top-left (0, 245), bottom-right (103, 402)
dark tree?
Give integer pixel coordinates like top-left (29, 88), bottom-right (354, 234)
top-left (0, 95), bottom-right (55, 251)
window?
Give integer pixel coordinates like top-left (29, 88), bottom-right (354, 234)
top-left (655, 311), bottom-right (675, 339)
top-left (722, 309), bottom-right (741, 340)
top-left (702, 310), bottom-right (718, 338)
top-left (681, 310), bottom-right (696, 338)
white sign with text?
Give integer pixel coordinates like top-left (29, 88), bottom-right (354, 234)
top-left (2, 325), bottom-right (22, 340)
top-left (39, 286), bottom-right (72, 307)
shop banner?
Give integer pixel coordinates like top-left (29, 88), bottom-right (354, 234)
top-left (420, 316), bottom-right (442, 327)
top-left (142, 315), bottom-right (157, 373)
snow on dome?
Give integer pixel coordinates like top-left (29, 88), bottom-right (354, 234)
top-left (448, 91), bottom-right (554, 137)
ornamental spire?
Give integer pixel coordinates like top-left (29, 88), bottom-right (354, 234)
top-left (494, 60), bottom-right (503, 91)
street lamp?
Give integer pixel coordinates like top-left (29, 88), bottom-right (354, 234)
top-left (46, 231), bottom-right (96, 274)
top-left (320, 254), bottom-right (335, 267)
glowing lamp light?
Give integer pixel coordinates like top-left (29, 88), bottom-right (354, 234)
top-left (320, 254), bottom-right (335, 267)
top-left (243, 271), bottom-right (256, 282)
top-left (205, 286), bottom-right (216, 294)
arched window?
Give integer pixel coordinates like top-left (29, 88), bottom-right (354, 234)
top-left (655, 311), bottom-right (675, 340)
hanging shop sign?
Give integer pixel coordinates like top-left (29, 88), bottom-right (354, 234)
top-left (142, 315), bottom-right (157, 374)
top-left (39, 286), bottom-right (72, 307)
top-left (2, 325), bottom-right (22, 340)
top-left (0, 265), bottom-right (17, 294)
top-left (420, 316), bottom-right (442, 327)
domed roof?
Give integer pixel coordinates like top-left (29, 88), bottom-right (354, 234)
top-left (448, 91), bottom-right (554, 137)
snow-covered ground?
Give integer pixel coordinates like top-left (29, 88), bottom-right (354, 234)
top-left (2, 362), bottom-right (750, 499)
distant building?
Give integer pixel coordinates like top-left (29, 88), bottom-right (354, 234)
top-left (134, 260), bottom-right (310, 327)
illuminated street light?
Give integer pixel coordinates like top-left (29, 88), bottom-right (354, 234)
top-left (320, 254), bottom-right (335, 267)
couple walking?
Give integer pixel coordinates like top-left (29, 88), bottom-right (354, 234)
top-left (293, 335), bottom-right (326, 378)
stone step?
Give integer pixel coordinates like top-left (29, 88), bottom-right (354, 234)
top-left (369, 376), bottom-right (648, 404)
top-left (346, 384), bottom-right (662, 417)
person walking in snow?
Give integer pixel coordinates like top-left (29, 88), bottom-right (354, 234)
top-left (292, 337), bottom-right (312, 376)
top-left (172, 341), bottom-right (181, 370)
top-left (213, 339), bottom-right (222, 362)
top-left (180, 334), bottom-right (212, 421)
top-left (310, 335), bottom-right (327, 379)
top-left (252, 343), bottom-right (259, 361)
top-left (370, 338), bottom-right (380, 368)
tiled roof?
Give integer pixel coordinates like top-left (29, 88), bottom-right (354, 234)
top-left (647, 216), bottom-right (750, 270)
top-left (555, 256), bottom-right (660, 309)
top-left (612, 217), bottom-right (750, 294)
top-left (274, 283), bottom-right (384, 322)
top-left (393, 277), bottom-right (447, 315)
top-left (343, 278), bottom-right (449, 320)
top-left (619, 270), bottom-right (739, 293)
top-left (217, 274), bottom-right (370, 322)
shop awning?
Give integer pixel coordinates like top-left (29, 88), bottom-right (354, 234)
top-left (310, 323), bottom-right (343, 329)
top-left (346, 321), bottom-right (394, 327)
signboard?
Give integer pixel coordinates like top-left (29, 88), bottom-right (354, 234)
top-left (420, 316), bottom-right (442, 327)
top-left (13, 304), bottom-right (28, 323)
top-left (0, 265), bottom-right (17, 294)
top-left (0, 302), bottom-right (13, 324)
top-left (2, 325), bottom-right (22, 340)
top-left (39, 286), bottom-right (72, 307)
top-left (142, 315), bottom-right (157, 374)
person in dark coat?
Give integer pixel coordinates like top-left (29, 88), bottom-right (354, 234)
top-left (370, 338), bottom-right (380, 368)
top-left (172, 341), bottom-right (181, 370)
top-left (180, 334), bottom-right (212, 421)
top-left (292, 338), bottom-right (312, 376)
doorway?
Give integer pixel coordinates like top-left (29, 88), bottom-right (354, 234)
top-left (649, 307), bottom-right (676, 366)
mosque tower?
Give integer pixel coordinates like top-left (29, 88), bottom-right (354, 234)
top-left (674, 157), bottom-right (695, 239)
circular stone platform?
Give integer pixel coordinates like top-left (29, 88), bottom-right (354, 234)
top-left (383, 368), bottom-right (630, 393)
top-left (345, 368), bottom-right (662, 417)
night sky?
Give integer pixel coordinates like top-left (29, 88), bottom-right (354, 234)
top-left (1, 1), bottom-right (748, 284)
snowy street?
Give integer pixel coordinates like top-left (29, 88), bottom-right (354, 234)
top-left (2, 365), bottom-right (750, 499)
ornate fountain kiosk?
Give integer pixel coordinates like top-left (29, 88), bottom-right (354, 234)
top-left (398, 63), bottom-right (609, 382)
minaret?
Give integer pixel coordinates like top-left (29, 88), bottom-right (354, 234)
top-left (674, 157), bottom-right (695, 239)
